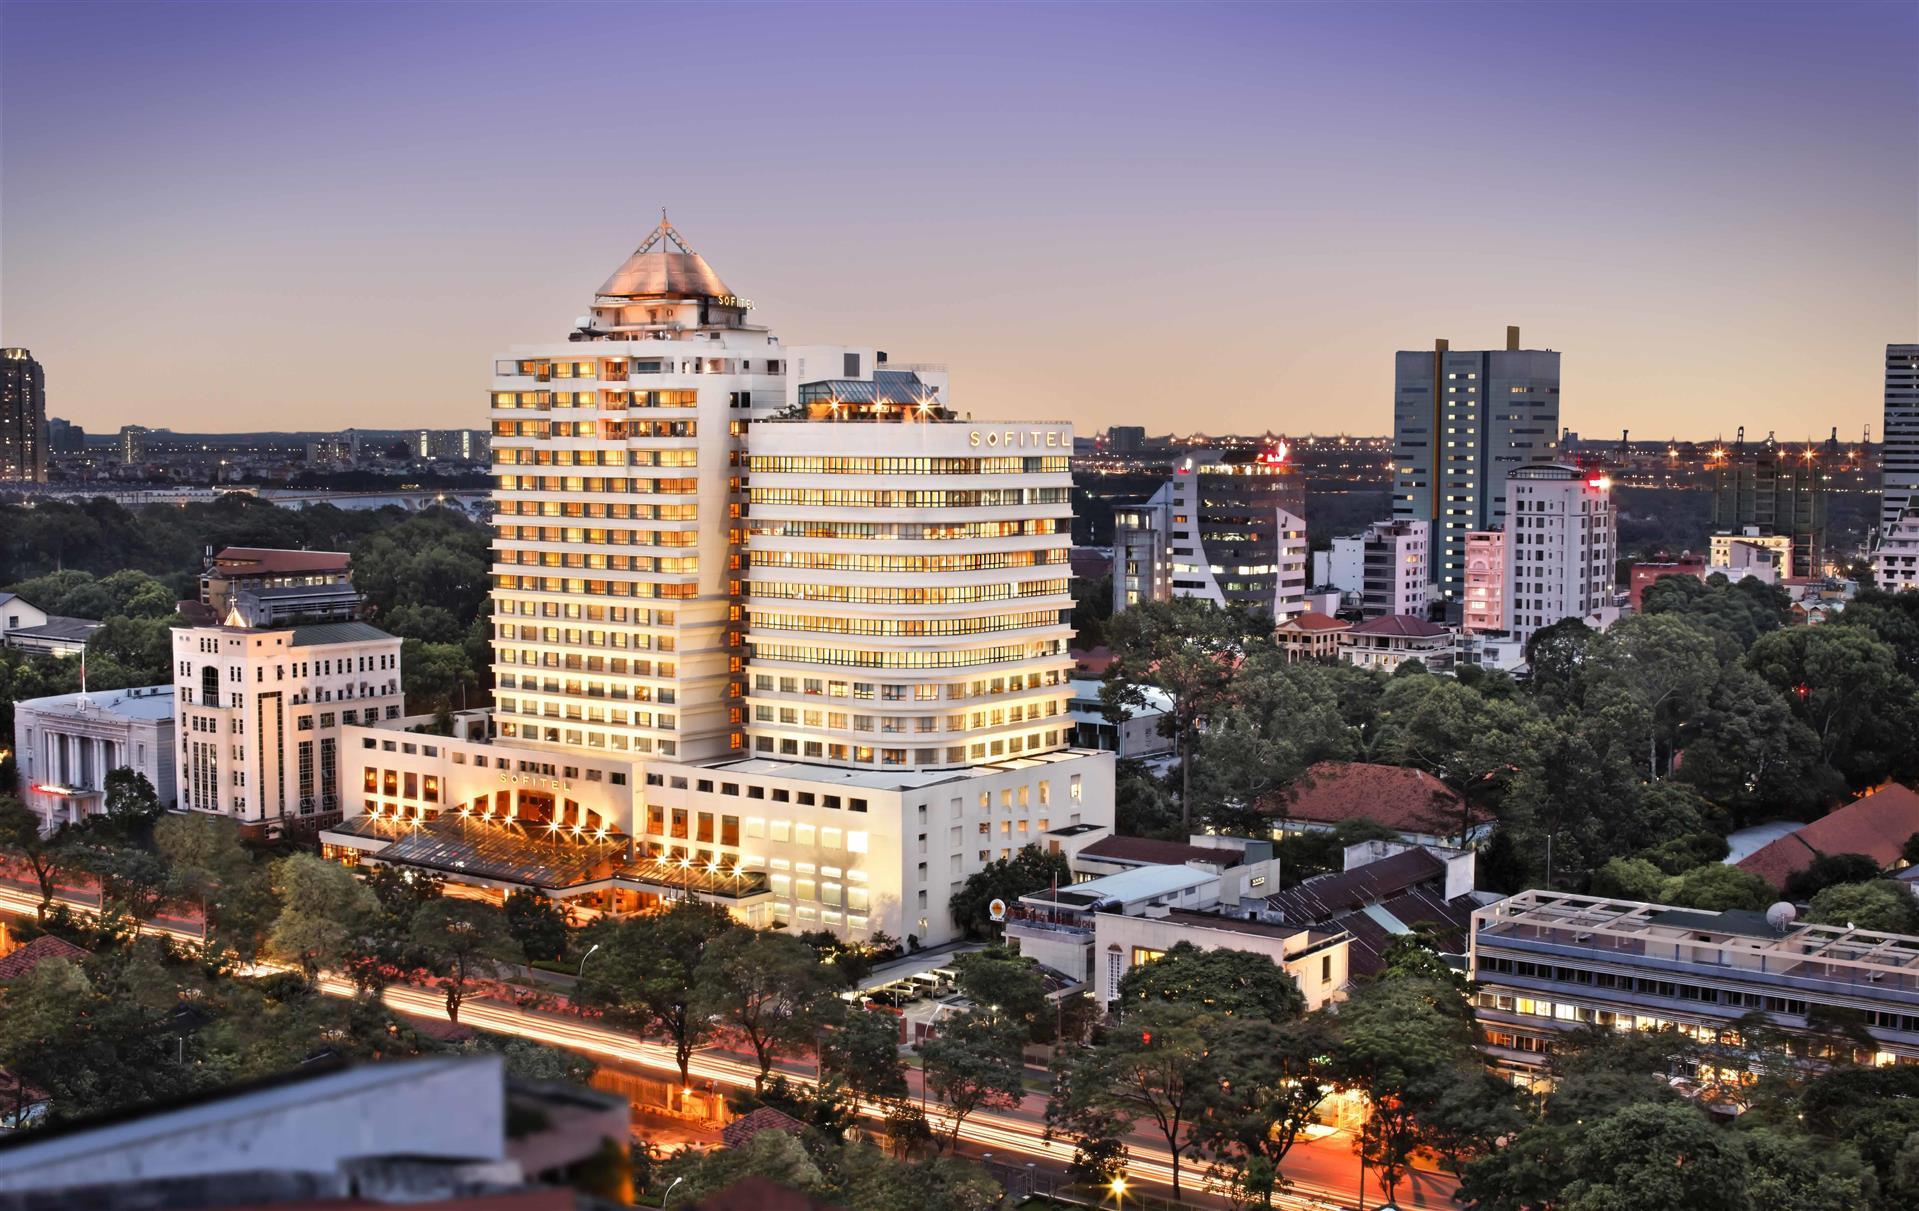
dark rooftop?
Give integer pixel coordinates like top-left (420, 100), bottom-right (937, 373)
top-left (1265, 848), bottom-right (1446, 923)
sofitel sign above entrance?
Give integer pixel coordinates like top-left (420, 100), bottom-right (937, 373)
top-left (968, 428), bottom-right (1066, 449)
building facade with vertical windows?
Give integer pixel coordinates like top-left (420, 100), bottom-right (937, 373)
top-left (322, 218), bottom-right (1115, 945)
top-left (1709, 440), bottom-right (1828, 578)
top-left (1, 347), bottom-right (47, 483)
top-left (1392, 328), bottom-right (1560, 602)
top-left (1503, 465), bottom-right (1617, 647)
top-left (174, 621), bottom-right (403, 830)
top-left (1882, 343), bottom-right (1919, 537)
top-left (1111, 447), bottom-right (1308, 623)
top-left (12, 687), bottom-right (177, 831)
top-left (1462, 529), bottom-right (1506, 634)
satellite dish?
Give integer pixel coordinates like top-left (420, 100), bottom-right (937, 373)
top-left (1765, 902), bottom-right (1798, 931)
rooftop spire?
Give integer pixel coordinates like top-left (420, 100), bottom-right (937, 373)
top-left (595, 212), bottom-right (734, 301)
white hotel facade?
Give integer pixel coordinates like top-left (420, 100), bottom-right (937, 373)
top-left (321, 219), bottom-right (1113, 945)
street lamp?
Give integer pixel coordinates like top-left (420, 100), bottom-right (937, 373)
top-left (663, 1175), bottom-right (684, 1207)
top-left (1108, 1176), bottom-right (1127, 1209)
top-left (577, 942), bottom-right (601, 979)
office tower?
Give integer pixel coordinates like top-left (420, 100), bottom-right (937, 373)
top-left (1503, 465), bottom-right (1617, 647)
top-left (1709, 440), bottom-right (1827, 578)
top-left (1392, 327), bottom-right (1560, 600)
top-left (118, 424), bottom-right (149, 464)
top-left (174, 620), bottom-right (403, 827)
top-left (1, 347), bottom-right (47, 482)
top-left (1111, 447), bottom-right (1308, 622)
top-left (1883, 344), bottom-right (1919, 535)
top-left (1103, 425), bottom-right (1146, 454)
top-left (1462, 530), bottom-right (1507, 634)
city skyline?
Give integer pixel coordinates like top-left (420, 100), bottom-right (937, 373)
top-left (3, 2), bottom-right (1915, 440)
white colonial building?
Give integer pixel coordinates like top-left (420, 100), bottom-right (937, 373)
top-left (174, 620), bottom-right (403, 830)
top-left (1503, 465), bottom-right (1618, 647)
top-left (12, 686), bottom-right (176, 830)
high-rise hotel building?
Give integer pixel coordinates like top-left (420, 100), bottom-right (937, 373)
top-left (323, 219), bottom-right (1113, 944)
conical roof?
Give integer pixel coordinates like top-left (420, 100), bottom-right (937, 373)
top-left (596, 213), bottom-right (735, 301)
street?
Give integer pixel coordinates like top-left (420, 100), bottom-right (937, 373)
top-left (0, 874), bottom-right (1459, 1210)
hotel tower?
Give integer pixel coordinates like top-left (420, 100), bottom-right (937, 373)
top-left (325, 219), bottom-right (1114, 944)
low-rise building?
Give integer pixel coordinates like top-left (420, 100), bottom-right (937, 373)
top-left (0, 593), bottom-right (101, 658)
top-left (1275, 611), bottom-right (1351, 662)
top-left (1734, 783), bottom-right (1919, 890)
top-left (1266, 838), bottom-right (1487, 979)
top-left (1067, 677), bottom-right (1171, 758)
top-left (197, 546), bottom-right (360, 627)
top-left (11, 686), bottom-right (176, 830)
top-left (1470, 890), bottom-right (1919, 1090)
top-left (1258, 760), bottom-right (1492, 848)
top-left (1709, 528), bottom-right (1794, 570)
top-left (1339, 614), bottom-right (1453, 673)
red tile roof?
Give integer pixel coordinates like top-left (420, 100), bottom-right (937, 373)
top-left (211, 547), bottom-right (351, 575)
top-left (1257, 761), bottom-right (1486, 835)
top-left (1081, 835), bottom-right (1245, 868)
top-left (1073, 646), bottom-right (1115, 675)
top-left (0, 934), bottom-right (87, 981)
top-left (1280, 613), bottom-right (1352, 633)
top-left (1736, 784), bottom-right (1919, 889)
top-left (1348, 615), bottom-right (1451, 638)
top-left (720, 1105), bottom-right (808, 1150)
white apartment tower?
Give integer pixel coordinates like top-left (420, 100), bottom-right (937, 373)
top-left (1503, 465), bottom-right (1617, 647)
top-left (1882, 344), bottom-right (1919, 537)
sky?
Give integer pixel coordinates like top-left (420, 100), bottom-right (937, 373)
top-left (2, 1), bottom-right (1914, 442)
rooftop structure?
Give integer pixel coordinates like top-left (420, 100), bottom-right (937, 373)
top-left (12, 685), bottom-right (177, 831)
top-left (1470, 889), bottom-right (1919, 1086)
top-left (1258, 760), bottom-right (1488, 848)
top-left (199, 546), bottom-right (360, 627)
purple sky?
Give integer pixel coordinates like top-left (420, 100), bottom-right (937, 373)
top-left (2, 2), bottom-right (1914, 441)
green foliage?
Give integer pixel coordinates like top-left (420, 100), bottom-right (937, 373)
top-left (1781, 852), bottom-right (1883, 901)
top-left (501, 888), bottom-right (570, 962)
top-left (576, 899), bottom-right (738, 1084)
top-left (1642, 572), bottom-right (1791, 651)
top-left (1114, 941), bottom-right (1305, 1021)
top-left (1748, 624), bottom-right (1919, 788)
top-left (1806, 879), bottom-right (1919, 933)
top-left (818, 1005), bottom-right (908, 1102)
top-left (951, 946), bottom-right (1051, 1039)
top-left (1069, 573), bottom-right (1112, 651)
top-left (1050, 1000), bottom-right (1217, 1198)
top-left (1113, 758), bottom-right (1181, 840)
top-left (408, 897), bottom-right (513, 1023)
top-left (917, 1007), bottom-right (1027, 1151)
top-left (691, 927), bottom-right (839, 1090)
top-left (1560, 1102), bottom-right (1750, 1211)
top-left (947, 843), bottom-right (1069, 941)
top-left (1660, 862), bottom-right (1775, 912)
top-left (266, 853), bottom-right (380, 982)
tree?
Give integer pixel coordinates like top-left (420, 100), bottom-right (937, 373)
top-left (155, 812), bottom-right (275, 962)
top-left (948, 844), bottom-right (1069, 941)
top-left (1333, 974), bottom-right (1477, 1206)
top-left (819, 1004), bottom-right (909, 1103)
top-left (692, 928), bottom-right (838, 1091)
top-left (577, 900), bottom-right (738, 1085)
top-left (1589, 856), bottom-right (1668, 902)
top-left (917, 1007), bottom-right (1027, 1152)
top-left (1806, 879), bottom-right (1919, 934)
top-left (1114, 941), bottom-right (1305, 1022)
top-left (1590, 614), bottom-right (1724, 778)
top-left (502, 888), bottom-right (570, 962)
top-left (1524, 617), bottom-right (1598, 711)
top-left (1197, 1015), bottom-right (1339, 1206)
top-left (409, 898), bottom-right (512, 1023)
top-left (1104, 596), bottom-right (1265, 823)
top-left (1782, 852), bottom-right (1883, 901)
top-left (1677, 666), bottom-right (1833, 823)
top-left (1050, 1000), bottom-right (1214, 1198)
top-left (1741, 1128), bottom-right (1872, 1211)
top-left (0, 793), bottom-right (71, 920)
top-left (1748, 625), bottom-right (1919, 788)
top-left (952, 947), bottom-right (1051, 1039)
top-left (1662, 862), bottom-right (1774, 912)
top-left (267, 853), bottom-right (380, 984)
top-left (1560, 1102), bottom-right (1749, 1211)
top-left (100, 768), bottom-right (162, 829)
top-left (72, 841), bottom-right (171, 936)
